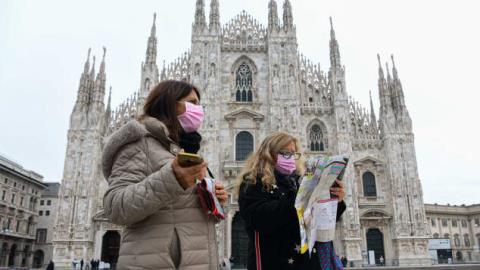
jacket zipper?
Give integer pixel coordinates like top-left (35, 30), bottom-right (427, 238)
top-left (207, 216), bottom-right (212, 269)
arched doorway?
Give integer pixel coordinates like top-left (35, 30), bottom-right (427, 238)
top-left (0, 243), bottom-right (8, 266)
top-left (8, 244), bottom-right (16, 267)
top-left (32, 250), bottom-right (44, 268)
top-left (101, 231), bottom-right (120, 269)
top-left (456, 251), bottom-right (463, 261)
top-left (21, 245), bottom-right (30, 267)
top-left (366, 228), bottom-right (385, 265)
top-left (231, 213), bottom-right (248, 269)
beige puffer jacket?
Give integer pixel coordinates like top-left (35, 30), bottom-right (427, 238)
top-left (102, 117), bottom-right (219, 270)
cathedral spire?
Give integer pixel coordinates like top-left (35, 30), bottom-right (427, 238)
top-left (209, 0), bottom-right (220, 32)
top-left (194, 0), bottom-right (206, 32)
top-left (89, 56), bottom-right (96, 81)
top-left (282, 0), bottom-right (293, 30)
top-left (377, 54), bottom-right (392, 125)
top-left (329, 17), bottom-right (336, 40)
top-left (391, 54), bottom-right (399, 80)
top-left (377, 54), bottom-right (388, 103)
top-left (92, 47), bottom-right (107, 106)
top-left (151, 13), bottom-right (156, 36)
top-left (76, 48), bottom-right (92, 106)
top-left (84, 48), bottom-right (91, 74)
top-left (377, 54), bottom-right (384, 80)
top-left (106, 86), bottom-right (112, 113)
top-left (98, 47), bottom-right (106, 76)
top-left (386, 61), bottom-right (392, 84)
top-left (369, 90), bottom-right (377, 129)
top-left (386, 61), bottom-right (395, 109)
top-left (268, 0), bottom-right (279, 32)
top-left (139, 13), bottom-right (159, 101)
top-left (390, 54), bottom-right (407, 114)
top-left (87, 55), bottom-right (96, 105)
top-left (145, 13), bottom-right (157, 65)
top-left (329, 17), bottom-right (341, 69)
top-left (104, 86), bottom-right (112, 134)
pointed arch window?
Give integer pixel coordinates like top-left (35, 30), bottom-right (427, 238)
top-left (236, 131), bottom-right (253, 161)
top-left (236, 63), bottom-right (253, 102)
top-left (144, 78), bottom-right (151, 92)
top-left (194, 63), bottom-right (201, 76)
top-left (309, 124), bottom-right (327, 151)
top-left (209, 63), bottom-right (216, 77)
top-left (362, 171), bottom-right (377, 197)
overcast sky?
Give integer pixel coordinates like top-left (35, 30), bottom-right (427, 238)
top-left (1, 0), bottom-right (479, 205)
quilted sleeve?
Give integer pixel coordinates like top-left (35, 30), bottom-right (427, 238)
top-left (103, 141), bottom-right (179, 226)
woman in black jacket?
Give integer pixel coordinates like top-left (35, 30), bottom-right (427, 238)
top-left (237, 132), bottom-right (346, 270)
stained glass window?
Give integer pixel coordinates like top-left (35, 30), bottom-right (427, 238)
top-left (236, 63), bottom-right (253, 102)
top-left (309, 124), bottom-right (326, 151)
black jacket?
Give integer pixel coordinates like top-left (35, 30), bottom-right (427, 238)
top-left (238, 171), bottom-right (346, 270)
top-left (46, 261), bottom-right (55, 270)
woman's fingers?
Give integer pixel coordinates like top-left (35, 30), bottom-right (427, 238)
top-left (215, 181), bottom-right (225, 189)
top-left (182, 162), bottom-right (206, 175)
top-left (216, 190), bottom-right (227, 196)
top-left (171, 158), bottom-right (208, 189)
top-left (335, 179), bottom-right (344, 188)
top-left (214, 181), bottom-right (228, 205)
top-left (331, 180), bottom-right (346, 201)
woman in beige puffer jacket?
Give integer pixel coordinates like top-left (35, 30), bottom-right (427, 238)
top-left (102, 80), bottom-right (227, 270)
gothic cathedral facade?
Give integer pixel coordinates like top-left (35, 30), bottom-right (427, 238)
top-left (52, 0), bottom-right (432, 267)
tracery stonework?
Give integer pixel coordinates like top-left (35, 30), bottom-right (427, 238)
top-left (53, 0), bottom-right (432, 267)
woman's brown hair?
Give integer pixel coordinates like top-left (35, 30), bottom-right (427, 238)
top-left (140, 80), bottom-right (200, 142)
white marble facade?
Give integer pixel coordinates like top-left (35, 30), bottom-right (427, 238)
top-left (52, 0), bottom-right (432, 267)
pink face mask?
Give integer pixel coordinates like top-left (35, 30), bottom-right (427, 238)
top-left (275, 154), bottom-right (297, 175)
top-left (178, 101), bottom-right (204, 133)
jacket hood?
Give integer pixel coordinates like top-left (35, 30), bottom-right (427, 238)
top-left (101, 116), bottom-right (172, 178)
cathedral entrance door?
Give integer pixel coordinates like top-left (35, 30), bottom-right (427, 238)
top-left (366, 228), bottom-right (385, 265)
top-left (231, 212), bottom-right (248, 269)
top-left (32, 249), bottom-right (44, 268)
top-left (101, 230), bottom-right (120, 269)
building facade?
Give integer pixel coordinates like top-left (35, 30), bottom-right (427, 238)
top-left (426, 203), bottom-right (480, 263)
top-left (53, 0), bottom-right (433, 267)
top-left (33, 182), bottom-right (60, 268)
top-left (0, 154), bottom-right (46, 268)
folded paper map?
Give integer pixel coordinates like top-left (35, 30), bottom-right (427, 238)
top-left (294, 155), bottom-right (349, 254)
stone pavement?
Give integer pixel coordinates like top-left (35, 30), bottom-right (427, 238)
top-left (349, 264), bottom-right (480, 270)
top-left (28, 264), bottom-right (480, 270)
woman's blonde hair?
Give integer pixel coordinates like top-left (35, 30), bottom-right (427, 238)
top-left (235, 132), bottom-right (305, 196)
